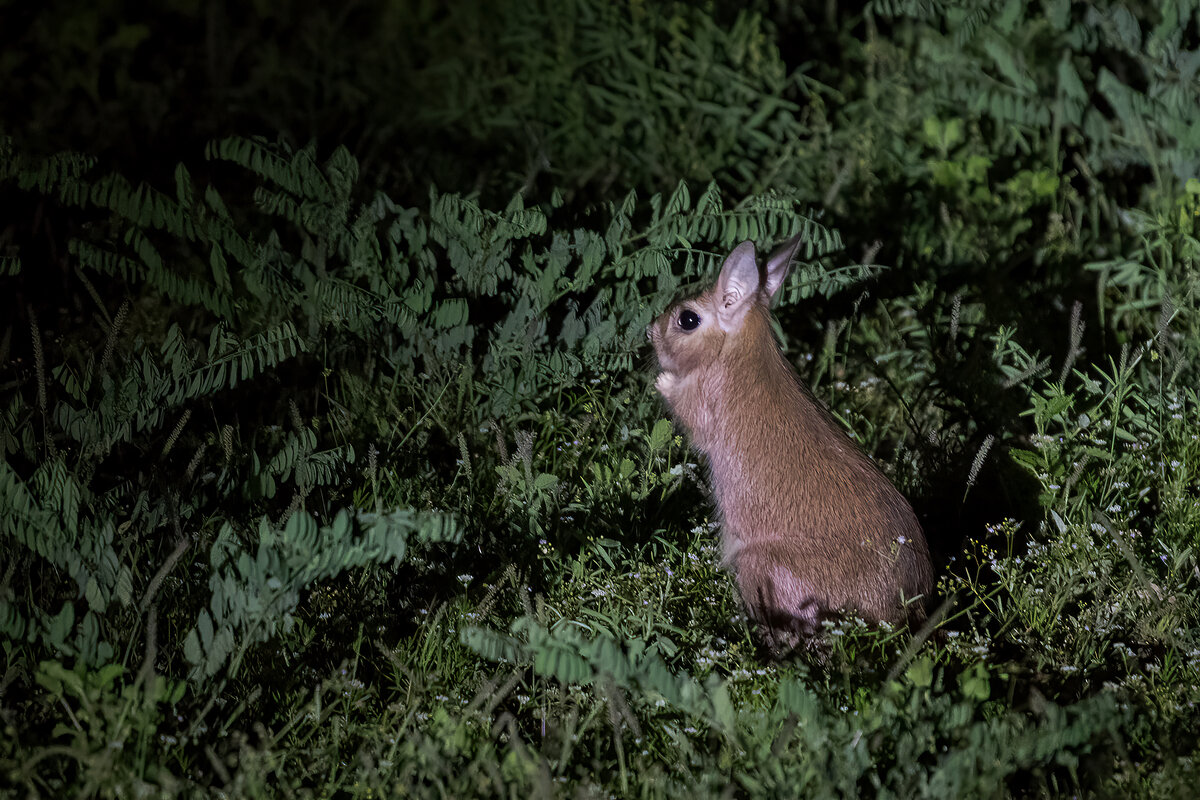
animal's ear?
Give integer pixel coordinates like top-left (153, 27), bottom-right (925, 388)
top-left (715, 240), bottom-right (760, 330)
top-left (764, 233), bottom-right (803, 301)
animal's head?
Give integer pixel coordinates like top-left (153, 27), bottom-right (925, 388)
top-left (649, 236), bottom-right (802, 384)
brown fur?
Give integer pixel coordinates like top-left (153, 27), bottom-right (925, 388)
top-left (649, 238), bottom-right (932, 648)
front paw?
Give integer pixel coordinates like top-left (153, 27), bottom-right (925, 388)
top-left (655, 371), bottom-right (678, 397)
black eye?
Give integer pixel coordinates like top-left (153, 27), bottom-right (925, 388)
top-left (677, 309), bottom-right (701, 331)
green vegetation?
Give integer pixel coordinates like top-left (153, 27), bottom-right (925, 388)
top-left (1, 0), bottom-right (1198, 796)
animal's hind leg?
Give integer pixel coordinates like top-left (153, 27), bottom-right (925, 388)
top-left (735, 549), bottom-right (825, 653)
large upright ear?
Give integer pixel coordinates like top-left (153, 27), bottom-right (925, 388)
top-left (764, 233), bottom-right (803, 301)
top-left (715, 240), bottom-right (760, 331)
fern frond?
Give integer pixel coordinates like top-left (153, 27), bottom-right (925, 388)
top-left (185, 507), bottom-right (459, 679)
